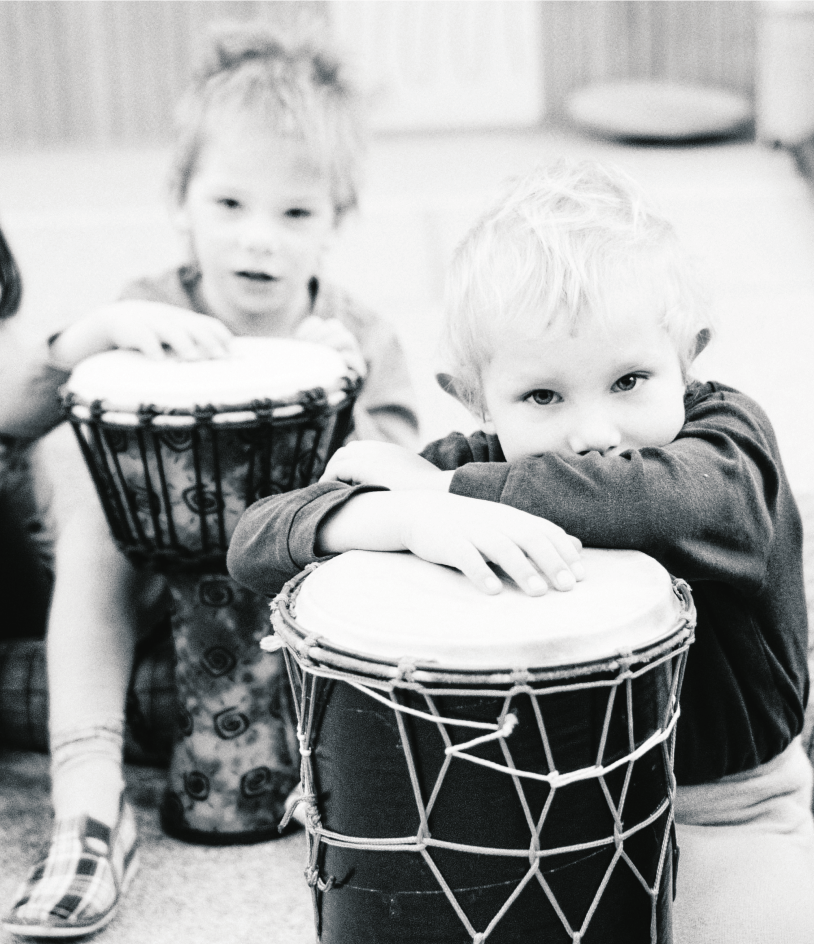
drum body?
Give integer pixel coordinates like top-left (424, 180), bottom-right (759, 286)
top-left (270, 549), bottom-right (696, 944)
top-left (64, 338), bottom-right (362, 573)
top-left (62, 337), bottom-right (361, 842)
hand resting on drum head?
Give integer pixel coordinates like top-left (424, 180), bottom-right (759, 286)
top-left (47, 299), bottom-right (233, 369)
top-left (319, 439), bottom-right (584, 596)
top-left (316, 488), bottom-right (584, 597)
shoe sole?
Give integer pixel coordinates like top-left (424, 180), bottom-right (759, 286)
top-left (1, 849), bottom-right (140, 939)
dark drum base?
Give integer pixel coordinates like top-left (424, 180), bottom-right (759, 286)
top-left (293, 663), bottom-right (679, 944)
top-left (316, 843), bottom-right (673, 944)
top-left (161, 574), bottom-right (299, 843)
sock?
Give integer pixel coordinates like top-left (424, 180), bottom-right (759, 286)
top-left (50, 719), bottom-right (125, 827)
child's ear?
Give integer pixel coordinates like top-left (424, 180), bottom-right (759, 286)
top-left (693, 328), bottom-right (711, 360)
top-left (436, 373), bottom-right (496, 434)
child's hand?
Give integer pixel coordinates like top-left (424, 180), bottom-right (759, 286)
top-left (48, 301), bottom-right (233, 370)
top-left (319, 490), bottom-right (584, 597)
top-left (294, 316), bottom-right (367, 379)
top-left (321, 441), bottom-right (453, 491)
top-left (400, 492), bottom-right (584, 595)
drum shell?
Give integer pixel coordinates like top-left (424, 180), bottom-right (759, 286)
top-left (67, 401), bottom-right (354, 573)
top-left (288, 652), bottom-right (680, 944)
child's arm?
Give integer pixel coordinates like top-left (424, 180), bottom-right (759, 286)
top-left (227, 481), bottom-right (583, 599)
top-left (0, 318), bottom-right (69, 439)
top-left (47, 300), bottom-right (232, 369)
top-left (1, 301), bottom-right (232, 440)
top-left (323, 385), bottom-right (782, 587)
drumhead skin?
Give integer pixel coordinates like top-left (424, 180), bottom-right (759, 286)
top-left (65, 337), bottom-right (350, 415)
top-left (293, 547), bottom-right (682, 670)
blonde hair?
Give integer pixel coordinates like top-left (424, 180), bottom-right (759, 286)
top-left (443, 160), bottom-right (711, 411)
top-left (169, 23), bottom-right (365, 221)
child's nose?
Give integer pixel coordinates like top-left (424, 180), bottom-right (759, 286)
top-left (238, 217), bottom-right (282, 254)
top-left (568, 413), bottom-right (622, 456)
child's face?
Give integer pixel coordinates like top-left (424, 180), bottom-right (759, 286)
top-left (177, 123), bottom-right (336, 335)
top-left (478, 304), bottom-right (687, 463)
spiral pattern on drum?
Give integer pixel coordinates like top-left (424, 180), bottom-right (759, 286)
top-left (184, 771), bottom-right (211, 801)
top-left (213, 707), bottom-right (250, 740)
top-left (240, 766), bottom-right (273, 798)
top-left (201, 645), bottom-right (237, 677)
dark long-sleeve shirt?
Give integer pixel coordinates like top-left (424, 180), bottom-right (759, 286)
top-left (227, 380), bottom-right (810, 786)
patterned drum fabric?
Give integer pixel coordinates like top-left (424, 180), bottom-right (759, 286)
top-left (61, 335), bottom-right (361, 843)
top-left (63, 338), bottom-right (360, 572)
top-left (161, 574), bottom-right (299, 843)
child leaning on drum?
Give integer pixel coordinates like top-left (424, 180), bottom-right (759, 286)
top-left (228, 160), bottom-right (814, 943)
top-left (3, 25), bottom-right (418, 941)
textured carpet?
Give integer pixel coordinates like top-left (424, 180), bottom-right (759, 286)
top-left (0, 752), bottom-right (313, 944)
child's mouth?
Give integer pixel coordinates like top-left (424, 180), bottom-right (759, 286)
top-left (236, 270), bottom-right (277, 282)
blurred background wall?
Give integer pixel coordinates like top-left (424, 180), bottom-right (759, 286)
top-left (1, 0), bottom-right (813, 487)
top-left (0, 0), bottom-right (756, 147)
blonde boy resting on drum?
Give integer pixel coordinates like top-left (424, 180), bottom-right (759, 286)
top-left (229, 160), bottom-right (814, 943)
top-left (4, 24), bottom-right (417, 940)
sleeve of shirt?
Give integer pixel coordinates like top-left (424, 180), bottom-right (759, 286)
top-left (448, 386), bottom-right (781, 590)
top-left (0, 320), bottom-right (70, 439)
top-left (227, 482), bottom-right (387, 596)
top-left (226, 427), bottom-right (493, 595)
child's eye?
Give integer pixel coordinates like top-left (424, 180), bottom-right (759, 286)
top-left (612, 373), bottom-right (645, 393)
top-left (526, 389), bottom-right (560, 406)
top-left (216, 197), bottom-right (241, 210)
top-left (285, 207), bottom-right (312, 219)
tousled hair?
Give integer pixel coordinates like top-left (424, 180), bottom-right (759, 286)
top-left (169, 22), bottom-right (365, 221)
top-left (443, 160), bottom-right (711, 411)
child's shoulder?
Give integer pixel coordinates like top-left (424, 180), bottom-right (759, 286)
top-left (311, 280), bottom-right (385, 334)
top-left (683, 379), bottom-right (781, 450)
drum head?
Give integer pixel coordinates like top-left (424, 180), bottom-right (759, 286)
top-left (292, 548), bottom-right (683, 670)
top-left (65, 336), bottom-right (349, 413)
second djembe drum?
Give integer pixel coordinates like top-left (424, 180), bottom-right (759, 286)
top-left (269, 548), bottom-right (696, 943)
top-left (64, 336), bottom-right (362, 843)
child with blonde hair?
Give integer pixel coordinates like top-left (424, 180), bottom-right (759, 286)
top-left (4, 23), bottom-right (417, 939)
top-left (228, 159), bottom-right (814, 943)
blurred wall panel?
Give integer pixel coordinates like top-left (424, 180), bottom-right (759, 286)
top-left (0, 0), bottom-right (326, 148)
top-left (0, 0), bottom-right (755, 148)
top-left (328, 1), bottom-right (544, 131)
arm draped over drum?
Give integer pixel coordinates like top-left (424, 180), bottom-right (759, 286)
top-left (227, 482), bottom-right (386, 597)
top-left (227, 380), bottom-right (809, 787)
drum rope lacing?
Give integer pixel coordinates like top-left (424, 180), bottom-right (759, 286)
top-left (64, 375), bottom-right (362, 573)
top-left (269, 573), bottom-right (695, 944)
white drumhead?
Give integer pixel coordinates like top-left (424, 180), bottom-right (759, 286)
top-left (65, 337), bottom-right (349, 413)
top-left (292, 548), bottom-right (682, 670)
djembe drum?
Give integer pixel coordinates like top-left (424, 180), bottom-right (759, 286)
top-left (63, 337), bottom-right (362, 843)
top-left (268, 548), bottom-right (696, 943)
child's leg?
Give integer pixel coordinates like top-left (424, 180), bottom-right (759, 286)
top-left (673, 739), bottom-right (814, 944)
top-left (4, 435), bottom-right (166, 937)
top-left (46, 502), bottom-right (167, 826)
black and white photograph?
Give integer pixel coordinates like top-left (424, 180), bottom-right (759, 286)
top-left (1, 2), bottom-right (813, 942)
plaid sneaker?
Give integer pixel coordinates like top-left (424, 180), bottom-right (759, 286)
top-left (2, 799), bottom-right (139, 938)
